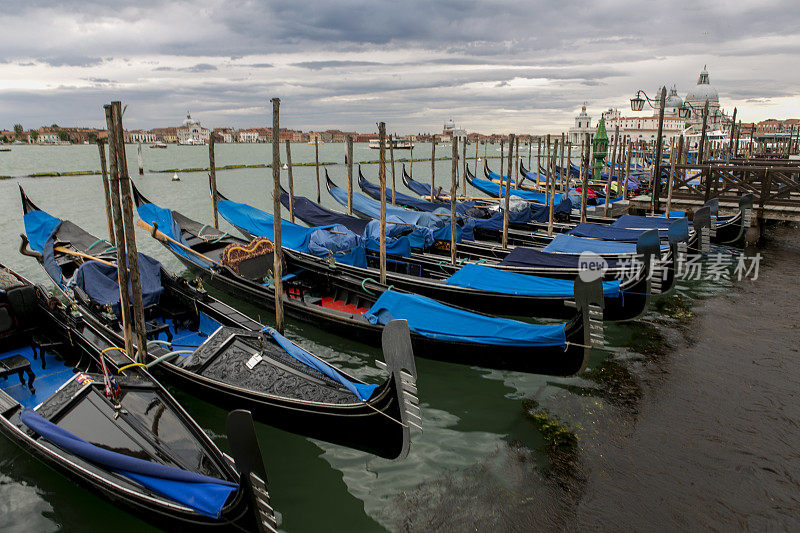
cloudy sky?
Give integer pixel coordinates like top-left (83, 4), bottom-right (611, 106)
top-left (1, 1), bottom-right (798, 134)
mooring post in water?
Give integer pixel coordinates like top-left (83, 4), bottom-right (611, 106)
top-left (462, 134), bottom-right (468, 197)
top-left (208, 133), bottom-right (219, 229)
top-left (389, 134), bottom-right (396, 205)
top-left (605, 125), bottom-right (619, 217)
top-left (137, 141), bottom-right (143, 175)
top-left (271, 98), bottom-right (284, 334)
top-left (666, 135), bottom-right (682, 216)
top-left (97, 139), bottom-right (115, 247)
top-left (378, 123), bottom-right (388, 283)
top-left (103, 105), bottom-right (133, 359)
top-left (548, 136), bottom-right (556, 237)
top-left (499, 138), bottom-right (505, 185)
top-left (314, 136), bottom-right (321, 203)
top-left (285, 139), bottom-right (295, 223)
top-left (528, 138), bottom-right (532, 170)
top-left (110, 102), bottom-right (148, 363)
top-left (623, 139), bottom-right (632, 201)
top-left (727, 107), bottom-right (737, 159)
top-left (559, 133), bottom-right (565, 192)
top-left (502, 133), bottom-right (514, 249)
top-left (545, 133), bottom-right (551, 204)
top-left (474, 136), bottom-right (479, 177)
top-left (565, 140), bottom-right (572, 193)
top-left (514, 137), bottom-right (520, 187)
top-left (580, 133), bottom-right (589, 223)
top-left (346, 135), bottom-right (354, 215)
top-left (430, 138), bottom-right (436, 199)
top-left (409, 144), bottom-right (414, 177)
top-left (451, 137), bottom-right (459, 264)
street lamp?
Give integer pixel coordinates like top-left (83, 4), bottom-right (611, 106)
top-left (631, 87), bottom-right (667, 213)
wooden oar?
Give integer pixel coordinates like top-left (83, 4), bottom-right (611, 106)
top-left (54, 246), bottom-right (116, 267)
top-left (136, 219), bottom-right (222, 267)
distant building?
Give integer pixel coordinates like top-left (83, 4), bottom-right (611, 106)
top-left (238, 129), bottom-right (259, 143)
top-left (684, 67), bottom-right (723, 130)
top-left (36, 127), bottom-right (60, 144)
top-left (568, 103), bottom-right (594, 144)
top-left (442, 118), bottom-right (466, 140)
top-left (150, 127), bottom-right (178, 143)
top-left (176, 113), bottom-right (210, 145)
top-left (125, 130), bottom-right (158, 143)
top-left (601, 107), bottom-right (684, 143)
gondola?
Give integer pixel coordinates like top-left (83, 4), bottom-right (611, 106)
top-left (130, 184), bottom-right (604, 376)
top-left (401, 164), bottom-right (445, 199)
top-left (19, 188), bottom-right (419, 461)
top-left (0, 264), bottom-right (277, 531)
top-left (214, 187), bottom-right (650, 321)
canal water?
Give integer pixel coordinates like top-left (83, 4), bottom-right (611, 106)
top-left (0, 144), bottom-right (797, 532)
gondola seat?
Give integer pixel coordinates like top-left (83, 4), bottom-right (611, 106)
top-left (0, 354), bottom-right (36, 394)
top-left (221, 237), bottom-right (275, 281)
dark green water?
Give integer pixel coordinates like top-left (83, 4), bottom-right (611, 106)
top-left (2, 144), bottom-right (794, 532)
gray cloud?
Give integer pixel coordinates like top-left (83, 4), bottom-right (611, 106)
top-left (290, 60), bottom-right (382, 70)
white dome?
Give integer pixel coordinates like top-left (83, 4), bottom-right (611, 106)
top-left (443, 118), bottom-right (455, 130)
top-left (665, 86), bottom-right (683, 108)
top-left (686, 67), bottom-right (718, 103)
top-left (183, 112), bottom-right (198, 126)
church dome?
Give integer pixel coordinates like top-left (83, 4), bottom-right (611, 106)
top-left (686, 66), bottom-right (718, 103)
top-left (183, 112), bottom-right (198, 127)
top-left (443, 118), bottom-right (455, 131)
top-left (665, 86), bottom-right (683, 108)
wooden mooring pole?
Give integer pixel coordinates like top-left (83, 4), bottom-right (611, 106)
top-left (97, 139), bottom-right (115, 247)
top-left (451, 137), bottom-right (459, 264)
top-left (623, 139), bottom-right (632, 201)
top-left (580, 133), bottom-right (589, 223)
top-left (502, 134), bottom-right (514, 249)
top-left (314, 137), bottom-right (321, 203)
top-left (548, 135), bottom-right (556, 236)
top-left (430, 139), bottom-right (436, 199)
top-left (285, 139), bottom-right (295, 223)
top-left (514, 137), bottom-right (520, 187)
top-left (346, 135), bottom-right (354, 215)
top-left (378, 123), bottom-right (387, 283)
top-left (462, 134), bottom-right (468, 197)
top-left (109, 101), bottom-right (148, 363)
top-left (208, 134), bottom-right (219, 229)
top-left (271, 98), bottom-right (284, 333)
top-left (137, 142), bottom-right (143, 175)
top-left (605, 125), bottom-right (619, 217)
top-left (499, 138), bottom-right (505, 183)
top-left (389, 134), bottom-right (396, 205)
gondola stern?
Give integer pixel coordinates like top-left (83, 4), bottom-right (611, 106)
top-left (375, 319), bottom-right (419, 461)
top-left (225, 409), bottom-right (279, 533)
top-left (572, 277), bottom-right (605, 374)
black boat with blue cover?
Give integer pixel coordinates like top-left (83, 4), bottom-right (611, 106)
top-left (129, 184), bottom-right (603, 376)
top-left (19, 187), bottom-right (419, 461)
top-left (0, 264), bottom-right (277, 531)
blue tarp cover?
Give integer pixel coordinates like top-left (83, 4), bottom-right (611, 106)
top-left (307, 225), bottom-right (368, 267)
top-left (263, 327), bottom-right (377, 401)
top-left (544, 234), bottom-right (663, 254)
top-left (281, 192), bottom-right (370, 234)
top-left (359, 173), bottom-right (476, 215)
top-left (498, 247), bottom-right (622, 269)
top-left (23, 210), bottom-right (62, 253)
top-left (363, 290), bottom-right (567, 347)
top-left (216, 199), bottom-right (372, 265)
top-left (71, 253), bottom-right (164, 316)
top-left (469, 175), bottom-right (557, 203)
top-left (20, 409), bottom-right (236, 518)
top-left (136, 203), bottom-right (198, 264)
top-left (567, 223), bottom-right (652, 242)
top-left (444, 263), bottom-right (620, 297)
top-left (612, 214), bottom-right (687, 231)
top-left (404, 172), bottom-right (440, 197)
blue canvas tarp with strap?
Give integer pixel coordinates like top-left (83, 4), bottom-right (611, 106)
top-left (567, 222), bottom-right (654, 242)
top-left (362, 290), bottom-right (567, 347)
top-left (444, 263), bottom-right (620, 298)
top-left (543, 234), bottom-right (667, 254)
top-left (611, 214), bottom-right (689, 232)
top-left (498, 247), bottom-right (623, 269)
top-left (263, 327), bottom-right (377, 401)
top-left (280, 192), bottom-right (370, 234)
top-left (359, 172), bottom-right (476, 214)
top-left (20, 409), bottom-right (237, 518)
top-left (70, 253), bottom-right (165, 316)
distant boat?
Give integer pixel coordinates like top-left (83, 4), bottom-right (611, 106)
top-left (150, 143), bottom-right (168, 149)
top-left (282, 164), bottom-right (288, 170)
top-left (0, 147), bottom-right (10, 152)
top-left (308, 140), bottom-right (325, 145)
top-left (172, 173), bottom-right (180, 181)
top-left (178, 139), bottom-right (204, 146)
top-left (369, 139), bottom-right (414, 150)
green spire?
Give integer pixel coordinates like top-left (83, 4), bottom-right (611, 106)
top-left (592, 117), bottom-right (608, 178)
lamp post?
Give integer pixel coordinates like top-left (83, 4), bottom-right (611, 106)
top-left (631, 86), bottom-right (667, 213)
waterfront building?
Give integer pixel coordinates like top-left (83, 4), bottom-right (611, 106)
top-left (176, 113), bottom-right (210, 145)
top-left (125, 130), bottom-right (158, 144)
top-left (442, 118), bottom-right (466, 141)
top-left (238, 128), bottom-right (259, 143)
top-left (568, 103), bottom-right (594, 144)
top-left (601, 107), bottom-right (684, 143)
top-left (684, 66), bottom-right (722, 130)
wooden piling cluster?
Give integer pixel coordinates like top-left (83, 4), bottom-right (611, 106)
top-left (101, 101), bottom-right (149, 362)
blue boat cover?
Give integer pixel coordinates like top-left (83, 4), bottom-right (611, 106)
top-left (23, 210), bottom-right (62, 253)
top-left (136, 202), bottom-right (199, 264)
top-left (363, 220), bottom-right (419, 254)
top-left (498, 247), bottom-right (622, 269)
top-left (216, 199), bottom-right (372, 265)
top-left (544, 234), bottom-right (666, 254)
top-left (612, 214), bottom-right (687, 231)
top-left (281, 192), bottom-right (370, 234)
top-left (470, 175), bottom-right (567, 204)
top-left (20, 409), bottom-right (236, 518)
top-left (71, 253), bottom-right (165, 316)
top-left (307, 225), bottom-right (368, 268)
top-left (567, 222), bottom-right (653, 242)
top-left (363, 290), bottom-right (566, 346)
top-left (359, 172), bottom-right (476, 214)
top-left (263, 327), bottom-right (377, 401)
top-left (444, 263), bottom-right (620, 297)
top-left (404, 172), bottom-right (439, 197)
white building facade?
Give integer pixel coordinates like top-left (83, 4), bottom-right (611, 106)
top-left (568, 104), bottom-right (594, 144)
top-left (176, 113), bottom-right (210, 145)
